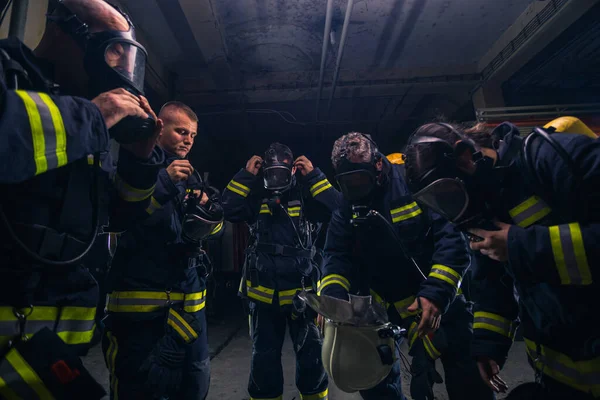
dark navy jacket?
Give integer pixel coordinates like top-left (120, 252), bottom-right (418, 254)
top-left (222, 167), bottom-right (341, 306)
top-left (0, 38), bottom-right (163, 353)
top-left (106, 153), bottom-right (223, 319)
top-left (320, 161), bottom-right (471, 320)
top-left (471, 123), bottom-right (600, 396)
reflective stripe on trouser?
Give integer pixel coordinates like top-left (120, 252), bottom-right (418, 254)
top-left (248, 302), bottom-right (328, 399)
top-left (549, 223), bottom-right (592, 285)
top-left (15, 90), bottom-right (68, 176)
top-left (0, 306), bottom-right (96, 348)
top-left (102, 308), bottom-right (210, 400)
top-left (106, 290), bottom-right (206, 313)
top-left (245, 281), bottom-right (275, 305)
top-left (525, 338), bottom-right (600, 397)
top-left (0, 347), bottom-right (55, 400)
top-left (473, 311), bottom-right (517, 339)
top-left (509, 196), bottom-right (551, 228)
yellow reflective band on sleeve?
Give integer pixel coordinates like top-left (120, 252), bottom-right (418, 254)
top-left (509, 196), bottom-right (551, 228)
top-left (391, 202), bottom-right (422, 223)
top-left (227, 179), bottom-right (251, 198)
top-left (210, 221), bottom-right (224, 235)
top-left (428, 264), bottom-right (462, 289)
top-left (287, 206), bottom-right (301, 218)
top-left (310, 179), bottom-right (333, 197)
top-left (260, 204), bottom-right (272, 215)
top-left (114, 174), bottom-right (155, 202)
top-left (4, 348), bottom-right (55, 399)
top-left (183, 290), bottom-right (207, 313)
top-left (525, 338), bottom-right (600, 396)
top-left (145, 196), bottom-right (162, 215)
top-left (423, 336), bottom-right (442, 360)
top-left (300, 388), bottom-right (329, 399)
top-left (393, 296), bottom-right (418, 319)
top-left (549, 223), bottom-right (592, 286)
top-left (15, 91), bottom-right (69, 176)
top-left (167, 309), bottom-right (198, 344)
top-left (473, 312), bottom-right (516, 339)
top-left (317, 274), bottom-right (350, 295)
top-left (278, 288), bottom-right (302, 306)
top-left (246, 281), bottom-right (275, 304)
top-left (408, 321), bottom-right (419, 349)
top-left (104, 331), bottom-right (119, 399)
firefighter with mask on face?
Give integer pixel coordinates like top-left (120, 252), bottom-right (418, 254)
top-left (319, 132), bottom-right (494, 400)
top-left (0, 0), bottom-right (164, 398)
top-left (103, 101), bottom-right (223, 400)
top-left (222, 142), bottom-right (341, 400)
top-left (403, 120), bottom-right (600, 400)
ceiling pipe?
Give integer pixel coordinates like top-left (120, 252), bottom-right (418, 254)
top-left (315, 0), bottom-right (334, 122)
top-left (326, 0), bottom-right (355, 119)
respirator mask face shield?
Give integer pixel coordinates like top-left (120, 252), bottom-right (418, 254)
top-left (263, 164), bottom-right (293, 191)
top-left (47, 0), bottom-right (155, 144)
top-left (411, 177), bottom-right (470, 223)
top-left (181, 187), bottom-right (224, 243)
top-left (335, 158), bottom-right (379, 204)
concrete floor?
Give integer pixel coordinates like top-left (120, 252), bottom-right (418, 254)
top-left (84, 314), bottom-right (533, 400)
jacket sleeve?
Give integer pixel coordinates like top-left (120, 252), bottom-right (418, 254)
top-left (302, 168), bottom-right (342, 214)
top-left (507, 134), bottom-right (600, 287)
top-left (417, 210), bottom-right (472, 313)
top-left (106, 146), bottom-right (165, 232)
top-left (0, 89), bottom-right (110, 183)
top-left (470, 255), bottom-right (520, 368)
top-left (318, 206), bottom-right (355, 300)
top-left (221, 168), bottom-right (261, 223)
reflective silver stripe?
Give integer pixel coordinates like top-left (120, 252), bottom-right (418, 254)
top-left (0, 319), bottom-right (95, 337)
top-left (473, 316), bottom-right (514, 338)
top-left (183, 298), bottom-right (206, 308)
top-left (510, 196), bottom-right (551, 227)
top-left (527, 345), bottom-right (600, 386)
top-left (108, 297), bottom-right (183, 307)
top-left (247, 287), bottom-right (273, 303)
top-left (278, 294), bottom-right (295, 305)
top-left (288, 200), bottom-right (301, 207)
top-left (391, 202), bottom-right (421, 223)
top-left (229, 180), bottom-right (251, 196)
top-left (28, 92), bottom-right (59, 171)
top-left (310, 179), bottom-right (331, 196)
top-left (167, 309), bottom-right (198, 344)
top-left (0, 353), bottom-right (39, 399)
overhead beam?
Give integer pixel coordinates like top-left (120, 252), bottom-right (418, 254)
top-left (177, 0), bottom-right (233, 89)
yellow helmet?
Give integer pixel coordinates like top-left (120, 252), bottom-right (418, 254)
top-left (544, 117), bottom-right (597, 139)
top-left (386, 153), bottom-right (405, 165)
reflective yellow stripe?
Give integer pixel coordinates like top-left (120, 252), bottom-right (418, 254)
top-left (287, 206), bottom-right (301, 217)
top-left (246, 281), bottom-right (275, 304)
top-left (428, 264), bottom-right (462, 289)
top-left (301, 388), bottom-right (329, 399)
top-left (423, 336), bottom-right (441, 360)
top-left (107, 291), bottom-right (185, 313)
top-left (310, 179), bottom-right (333, 197)
top-left (473, 311), bottom-right (516, 339)
top-left (260, 204), bottom-right (272, 215)
top-left (391, 202), bottom-right (422, 223)
top-left (5, 349), bottom-right (54, 399)
top-left (0, 375), bottom-right (20, 400)
top-left (16, 90), bottom-right (47, 175)
top-left (393, 296), bottom-right (418, 319)
top-left (408, 321), bottom-right (419, 348)
top-left (210, 221), bottom-right (224, 235)
top-left (145, 196), bottom-right (162, 215)
top-left (317, 274), bottom-right (350, 294)
top-left (105, 331), bottom-right (119, 399)
top-left (370, 289), bottom-right (388, 308)
top-left (279, 288), bottom-right (302, 306)
top-left (525, 338), bottom-right (600, 396)
top-left (38, 92), bottom-right (67, 168)
top-left (114, 174), bottom-right (154, 202)
top-left (509, 196), bottom-right (551, 228)
top-left (549, 223), bottom-right (592, 286)
top-left (227, 179), bottom-right (251, 197)
top-left (167, 309), bottom-right (198, 343)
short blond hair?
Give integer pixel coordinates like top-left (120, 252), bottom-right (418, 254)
top-left (159, 101), bottom-right (198, 122)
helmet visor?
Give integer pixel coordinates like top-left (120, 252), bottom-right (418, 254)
top-left (104, 40), bottom-right (147, 93)
top-left (335, 170), bottom-right (376, 203)
top-left (412, 178), bottom-right (469, 223)
top-left (263, 165), bottom-right (292, 191)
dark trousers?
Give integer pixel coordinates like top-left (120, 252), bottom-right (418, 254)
top-left (361, 295), bottom-right (495, 400)
top-left (102, 309), bottom-right (210, 400)
top-left (248, 301), bottom-right (328, 400)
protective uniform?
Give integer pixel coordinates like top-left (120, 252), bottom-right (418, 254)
top-left (222, 158), bottom-right (341, 400)
top-left (468, 122), bottom-right (600, 399)
top-left (0, 34), bottom-right (163, 399)
top-left (320, 158), bottom-right (494, 400)
top-left (103, 152), bottom-right (223, 400)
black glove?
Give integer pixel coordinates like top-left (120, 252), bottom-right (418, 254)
top-left (409, 340), bottom-right (443, 400)
top-left (139, 334), bottom-right (186, 397)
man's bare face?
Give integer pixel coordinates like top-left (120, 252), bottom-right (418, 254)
top-left (158, 108), bottom-right (198, 158)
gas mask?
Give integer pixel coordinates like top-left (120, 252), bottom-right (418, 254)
top-left (405, 124), bottom-right (500, 232)
top-left (181, 186), bottom-right (224, 244)
top-left (48, 0), bottom-right (155, 144)
top-left (263, 144), bottom-right (294, 194)
top-left (335, 159), bottom-right (379, 204)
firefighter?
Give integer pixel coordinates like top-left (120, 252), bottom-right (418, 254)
top-left (103, 101), bottom-right (224, 400)
top-left (320, 132), bottom-right (494, 400)
top-left (403, 121), bottom-right (600, 399)
top-left (0, 0), bottom-right (163, 398)
top-left (222, 143), bottom-right (341, 400)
